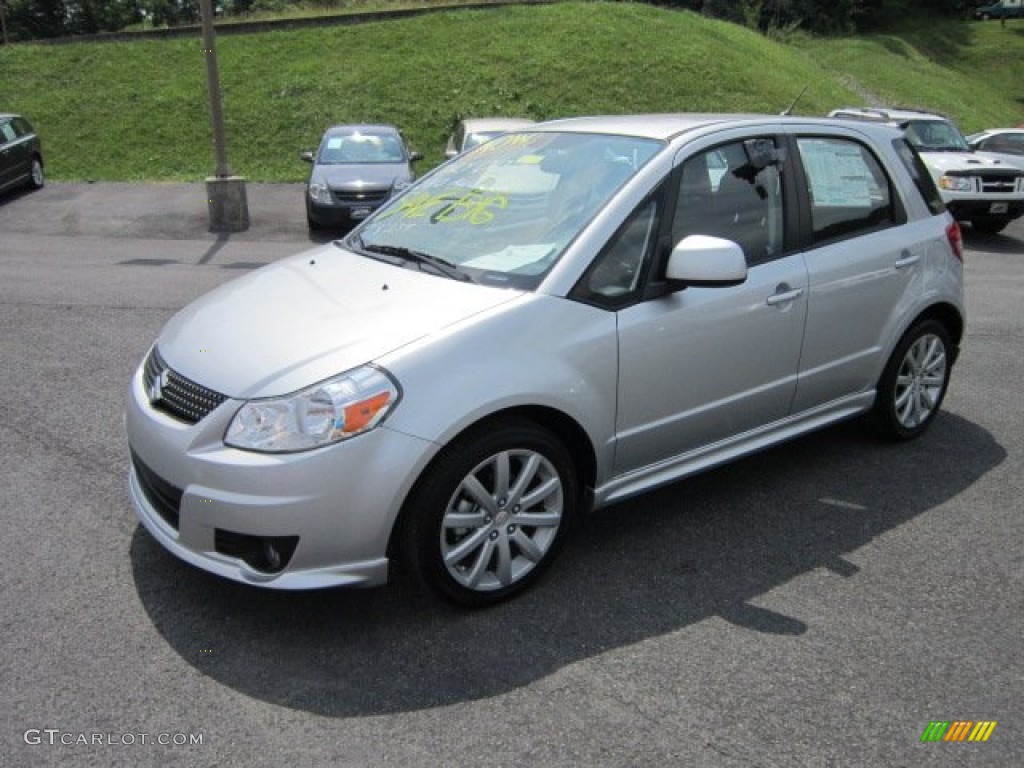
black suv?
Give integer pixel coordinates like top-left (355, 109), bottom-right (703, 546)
top-left (0, 114), bottom-right (44, 195)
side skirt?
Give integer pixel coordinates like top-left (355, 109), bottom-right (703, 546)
top-left (594, 391), bottom-right (875, 508)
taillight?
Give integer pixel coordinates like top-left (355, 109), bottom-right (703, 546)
top-left (945, 220), bottom-right (963, 263)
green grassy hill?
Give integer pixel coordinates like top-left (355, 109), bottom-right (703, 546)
top-left (1, 1), bottom-right (1022, 182)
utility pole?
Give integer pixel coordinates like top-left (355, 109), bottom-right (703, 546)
top-left (199, 0), bottom-right (249, 231)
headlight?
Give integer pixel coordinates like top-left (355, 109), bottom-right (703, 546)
top-left (225, 366), bottom-right (400, 453)
top-left (939, 175), bottom-right (974, 192)
top-left (308, 182), bottom-right (332, 204)
top-left (393, 178), bottom-right (413, 193)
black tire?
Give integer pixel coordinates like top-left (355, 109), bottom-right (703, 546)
top-left (398, 420), bottom-right (577, 608)
top-left (872, 319), bottom-right (952, 441)
top-left (29, 157), bottom-right (44, 189)
top-left (970, 218), bottom-right (1009, 235)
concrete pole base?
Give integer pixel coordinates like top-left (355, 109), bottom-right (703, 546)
top-left (205, 176), bottom-right (250, 232)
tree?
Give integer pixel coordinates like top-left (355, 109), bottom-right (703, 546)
top-left (5, 0), bottom-right (70, 39)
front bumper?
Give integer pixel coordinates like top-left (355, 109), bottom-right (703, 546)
top-left (306, 194), bottom-right (389, 227)
top-left (945, 198), bottom-right (1024, 221)
top-left (125, 363), bottom-right (437, 589)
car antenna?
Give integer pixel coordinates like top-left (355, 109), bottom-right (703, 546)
top-left (781, 84), bottom-right (809, 116)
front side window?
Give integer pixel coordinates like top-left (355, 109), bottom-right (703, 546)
top-left (672, 139), bottom-right (784, 265)
top-left (351, 131), bottom-right (663, 290)
top-left (797, 137), bottom-right (896, 242)
top-left (0, 122), bottom-right (14, 144)
top-left (574, 198), bottom-right (658, 307)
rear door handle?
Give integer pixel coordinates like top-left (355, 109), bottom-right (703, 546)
top-left (895, 250), bottom-right (920, 269)
top-left (766, 287), bottom-right (804, 306)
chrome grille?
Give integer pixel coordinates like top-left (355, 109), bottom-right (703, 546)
top-left (977, 170), bottom-right (1022, 194)
top-left (143, 347), bottom-right (227, 424)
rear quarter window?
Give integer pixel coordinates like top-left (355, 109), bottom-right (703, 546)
top-left (796, 136), bottom-right (900, 243)
top-left (892, 138), bottom-right (946, 216)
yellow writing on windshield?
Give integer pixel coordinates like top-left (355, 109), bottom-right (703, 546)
top-left (382, 189), bottom-right (509, 225)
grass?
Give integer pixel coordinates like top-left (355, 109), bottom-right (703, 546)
top-left (1, 1), bottom-right (1022, 182)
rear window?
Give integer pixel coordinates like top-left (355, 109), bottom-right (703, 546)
top-left (11, 117), bottom-right (34, 137)
top-left (893, 138), bottom-right (946, 216)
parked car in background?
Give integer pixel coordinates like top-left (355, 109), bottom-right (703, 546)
top-left (127, 114), bottom-right (965, 607)
top-left (0, 113), bottom-right (44, 196)
top-left (830, 107), bottom-right (1024, 233)
top-left (444, 117), bottom-right (536, 159)
top-left (967, 128), bottom-right (1024, 170)
top-left (972, 0), bottom-right (1024, 20)
top-left (302, 124), bottom-right (422, 230)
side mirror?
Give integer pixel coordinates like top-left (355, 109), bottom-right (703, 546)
top-left (409, 151), bottom-right (424, 163)
top-left (300, 150), bottom-right (314, 163)
top-left (665, 235), bottom-right (747, 288)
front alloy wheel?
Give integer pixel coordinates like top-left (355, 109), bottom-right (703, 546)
top-left (873, 319), bottom-right (952, 441)
top-left (400, 421), bottom-right (577, 607)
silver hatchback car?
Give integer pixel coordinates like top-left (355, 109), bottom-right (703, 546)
top-left (127, 115), bottom-right (965, 607)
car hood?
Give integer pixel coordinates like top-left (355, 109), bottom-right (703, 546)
top-left (312, 163), bottom-right (412, 190)
top-left (157, 245), bottom-right (523, 399)
top-left (919, 151), bottom-right (1018, 174)
top-left (973, 151), bottom-right (1024, 172)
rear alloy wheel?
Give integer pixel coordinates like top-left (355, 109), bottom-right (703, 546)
top-left (29, 157), bottom-right (44, 189)
top-left (873, 319), bottom-right (951, 441)
top-left (401, 422), bottom-right (576, 607)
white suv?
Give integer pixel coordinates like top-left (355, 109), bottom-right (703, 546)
top-left (830, 107), bottom-right (1024, 234)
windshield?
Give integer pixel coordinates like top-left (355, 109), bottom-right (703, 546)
top-left (902, 120), bottom-right (970, 152)
top-left (317, 131), bottom-right (406, 164)
top-left (464, 131), bottom-right (503, 150)
top-left (349, 131), bottom-right (663, 289)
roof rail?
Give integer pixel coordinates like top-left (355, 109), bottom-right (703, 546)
top-left (830, 107), bottom-right (891, 122)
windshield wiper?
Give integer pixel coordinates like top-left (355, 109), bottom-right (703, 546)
top-left (360, 243), bottom-right (473, 282)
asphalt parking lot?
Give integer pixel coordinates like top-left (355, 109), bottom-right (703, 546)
top-left (1, 182), bottom-right (1022, 767)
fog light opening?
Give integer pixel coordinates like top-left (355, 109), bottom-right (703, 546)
top-left (263, 539), bottom-right (283, 571)
top-left (214, 530), bottom-right (299, 574)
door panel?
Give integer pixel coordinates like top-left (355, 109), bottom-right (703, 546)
top-left (790, 135), bottom-right (924, 410)
top-left (614, 253), bottom-right (808, 474)
top-left (0, 121), bottom-right (17, 190)
top-left (793, 226), bottom-right (924, 410)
